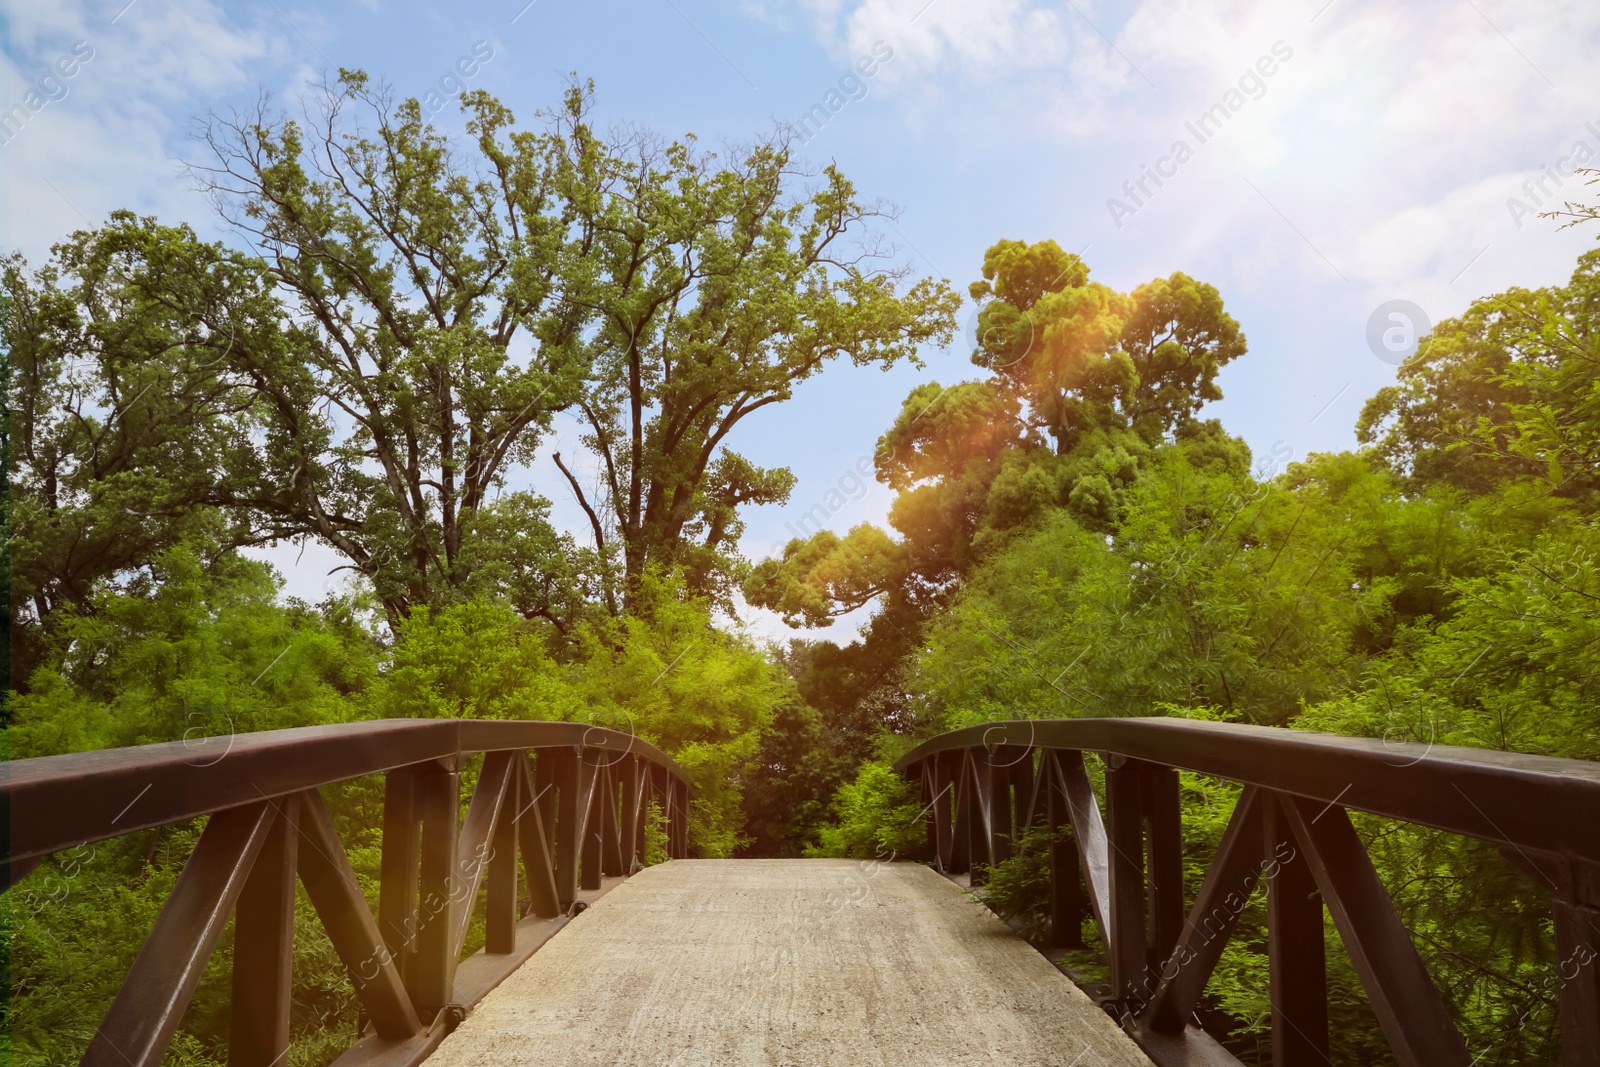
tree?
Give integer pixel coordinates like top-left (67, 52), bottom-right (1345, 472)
top-left (186, 73), bottom-right (594, 628)
top-left (544, 98), bottom-right (959, 611)
top-left (746, 240), bottom-right (1249, 632)
top-left (6, 228), bottom-right (274, 686)
top-left (1539, 167), bottom-right (1600, 232)
top-left (969, 239), bottom-right (1245, 453)
top-left (1491, 249), bottom-right (1600, 507)
top-left (1358, 249), bottom-right (1600, 509)
top-left (739, 636), bottom-right (910, 856)
top-left (183, 72), bottom-right (957, 620)
top-left (10, 72), bottom-right (959, 636)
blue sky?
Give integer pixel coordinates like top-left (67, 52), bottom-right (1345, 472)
top-left (6, 0), bottom-right (1599, 640)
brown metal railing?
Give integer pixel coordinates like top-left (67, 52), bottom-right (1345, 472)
top-left (894, 718), bottom-right (1600, 1067)
top-left (2, 718), bottom-right (692, 1067)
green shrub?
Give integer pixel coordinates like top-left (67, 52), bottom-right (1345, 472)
top-left (804, 759), bottom-right (925, 859)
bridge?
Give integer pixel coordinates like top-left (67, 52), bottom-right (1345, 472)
top-left (4, 717), bottom-right (1599, 1066)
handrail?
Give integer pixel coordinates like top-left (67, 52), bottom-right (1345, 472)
top-left (2, 719), bottom-right (694, 1067)
top-left (894, 718), bottom-right (1600, 856)
top-left (5, 718), bottom-right (684, 869)
top-left (894, 718), bottom-right (1600, 1067)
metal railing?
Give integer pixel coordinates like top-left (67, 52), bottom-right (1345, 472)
top-left (894, 718), bottom-right (1600, 1067)
top-left (2, 718), bottom-right (693, 1067)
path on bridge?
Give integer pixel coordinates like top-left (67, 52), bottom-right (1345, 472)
top-left (430, 859), bottom-right (1152, 1066)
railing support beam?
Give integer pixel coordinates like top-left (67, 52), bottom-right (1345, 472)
top-left (580, 754), bottom-right (604, 891)
top-left (1265, 793), bottom-right (1328, 1066)
top-left (1144, 765), bottom-right (1184, 976)
top-left (1106, 756), bottom-right (1149, 1008)
top-left (550, 748), bottom-right (581, 908)
top-left (230, 795), bottom-right (299, 1067)
top-left (1279, 796), bottom-right (1469, 1067)
top-left (1056, 750), bottom-right (1112, 946)
top-left (412, 760), bottom-right (461, 1022)
top-left (296, 789), bottom-right (422, 1040)
top-left (1144, 787), bottom-right (1266, 1034)
top-left (486, 754), bottom-right (523, 954)
top-left (378, 766), bottom-right (422, 987)
top-left (85, 802), bottom-right (278, 1067)
top-left (1044, 752), bottom-right (1085, 949)
top-left (1553, 860), bottom-right (1600, 1067)
top-left (518, 753), bottom-right (562, 919)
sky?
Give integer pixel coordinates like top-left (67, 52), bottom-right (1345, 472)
top-left (6, 0), bottom-right (1599, 642)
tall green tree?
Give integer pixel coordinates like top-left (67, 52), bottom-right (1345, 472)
top-left (543, 101), bottom-right (958, 611)
top-left (187, 73), bottom-right (594, 627)
top-left (190, 72), bottom-right (956, 618)
top-left (1358, 249), bottom-right (1600, 508)
top-left (746, 239), bottom-right (1249, 637)
top-left (10, 73), bottom-right (956, 644)
top-left (968, 239), bottom-right (1245, 453)
top-left (5, 228), bottom-right (275, 685)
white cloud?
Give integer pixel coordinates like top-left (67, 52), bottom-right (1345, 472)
top-left (790, 0), bottom-right (1138, 136)
top-left (793, 0), bottom-right (1600, 292)
top-left (841, 0), bottom-right (1071, 81)
top-left (3, 0), bottom-right (288, 260)
top-left (13, 0), bottom-right (1600, 639)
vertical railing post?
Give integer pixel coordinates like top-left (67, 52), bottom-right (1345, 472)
top-left (377, 766), bottom-right (421, 987)
top-left (931, 755), bottom-right (954, 872)
top-left (411, 759), bottom-right (460, 1021)
top-left (1106, 755), bottom-right (1148, 1008)
top-left (950, 751), bottom-right (973, 876)
top-left (229, 796), bottom-right (299, 1067)
top-left (1015, 751), bottom-right (1041, 841)
top-left (486, 754), bottom-right (522, 954)
top-left (549, 747), bottom-right (580, 909)
top-left (1552, 860), bottom-right (1600, 1067)
top-left (985, 747), bottom-right (1020, 870)
top-left (660, 775), bottom-right (675, 859)
top-left (580, 754), bottom-right (604, 889)
top-left (534, 748), bottom-right (557, 839)
top-left (1144, 765), bottom-right (1184, 976)
top-left (630, 768), bottom-right (643, 868)
top-left (620, 756), bottom-right (641, 873)
top-left (1265, 793), bottom-right (1329, 1065)
top-left (601, 762), bottom-right (625, 877)
top-left (672, 779), bottom-right (690, 858)
top-left (1045, 752), bottom-right (1085, 949)
top-left (969, 753), bottom-right (996, 885)
top-left (644, 764), bottom-right (661, 858)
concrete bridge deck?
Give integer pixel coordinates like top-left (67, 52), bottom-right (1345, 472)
top-left (430, 859), bottom-right (1152, 1066)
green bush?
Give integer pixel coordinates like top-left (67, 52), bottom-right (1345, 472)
top-left (804, 759), bottom-right (925, 860)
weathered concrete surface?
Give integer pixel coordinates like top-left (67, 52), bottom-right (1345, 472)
top-left (429, 859), bottom-right (1152, 1066)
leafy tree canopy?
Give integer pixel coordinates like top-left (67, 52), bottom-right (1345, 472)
top-left (746, 239), bottom-right (1250, 634)
top-left (6, 72), bottom-right (957, 682)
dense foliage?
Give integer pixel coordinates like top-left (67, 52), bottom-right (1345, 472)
top-left (3, 547), bottom-right (784, 1062)
top-left (5, 70), bottom-right (1597, 1067)
top-left (1, 74), bottom-right (947, 1065)
top-left (756, 245), bottom-right (1600, 1064)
